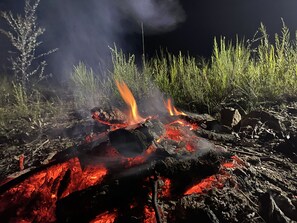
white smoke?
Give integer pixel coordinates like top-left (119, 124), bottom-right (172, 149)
top-left (41, 0), bottom-right (185, 77)
top-left (119, 0), bottom-right (186, 33)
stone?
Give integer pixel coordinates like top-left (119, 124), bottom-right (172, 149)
top-left (220, 108), bottom-right (241, 128)
top-left (244, 110), bottom-right (284, 132)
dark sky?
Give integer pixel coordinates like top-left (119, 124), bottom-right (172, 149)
top-left (145, 0), bottom-right (297, 57)
top-left (1, 0), bottom-right (297, 78)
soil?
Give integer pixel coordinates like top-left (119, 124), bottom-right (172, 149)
top-left (0, 101), bottom-right (297, 222)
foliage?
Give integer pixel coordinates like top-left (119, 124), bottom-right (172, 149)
top-left (0, 0), bottom-right (57, 89)
top-left (110, 46), bottom-right (157, 103)
top-left (72, 22), bottom-right (297, 113)
top-left (71, 62), bottom-right (112, 109)
top-left (148, 21), bottom-right (297, 112)
top-left (0, 81), bottom-right (59, 133)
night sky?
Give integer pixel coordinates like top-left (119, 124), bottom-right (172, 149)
top-left (1, 0), bottom-right (297, 78)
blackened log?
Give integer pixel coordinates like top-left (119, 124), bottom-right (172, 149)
top-left (0, 134), bottom-right (109, 195)
top-left (56, 168), bottom-right (151, 223)
top-left (171, 113), bottom-right (238, 142)
top-left (151, 178), bottom-right (163, 223)
top-left (56, 151), bottom-right (225, 223)
top-left (91, 106), bottom-right (127, 125)
top-left (0, 120), bottom-right (163, 194)
top-left (109, 119), bottom-right (164, 157)
top-left (194, 128), bottom-right (238, 143)
top-left (154, 152), bottom-right (222, 195)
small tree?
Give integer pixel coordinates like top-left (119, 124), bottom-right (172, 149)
top-left (0, 0), bottom-right (57, 89)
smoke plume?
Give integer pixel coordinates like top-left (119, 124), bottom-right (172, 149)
top-left (40, 0), bottom-right (185, 78)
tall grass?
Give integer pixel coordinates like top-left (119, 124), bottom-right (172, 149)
top-left (71, 22), bottom-right (297, 113)
top-left (110, 46), bottom-right (157, 102)
top-left (0, 82), bottom-right (53, 132)
top-left (71, 62), bottom-right (113, 109)
top-left (149, 22), bottom-right (297, 112)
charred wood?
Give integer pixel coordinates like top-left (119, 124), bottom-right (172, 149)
top-left (56, 151), bottom-right (226, 222)
top-left (151, 177), bottom-right (163, 223)
top-left (109, 119), bottom-right (164, 157)
top-left (194, 128), bottom-right (238, 143)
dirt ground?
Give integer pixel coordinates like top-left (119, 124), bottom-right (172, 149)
top-left (0, 101), bottom-right (296, 222)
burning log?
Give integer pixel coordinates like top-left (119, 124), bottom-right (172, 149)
top-left (109, 119), bottom-right (164, 157)
top-left (0, 119), bottom-right (164, 195)
top-left (0, 133), bottom-right (108, 195)
top-left (55, 150), bottom-right (227, 223)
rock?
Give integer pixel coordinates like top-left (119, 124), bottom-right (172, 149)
top-left (273, 193), bottom-right (297, 221)
top-left (220, 108), bottom-right (241, 128)
top-left (275, 134), bottom-right (297, 159)
top-left (240, 110), bottom-right (286, 140)
top-left (244, 110), bottom-right (284, 133)
top-left (287, 107), bottom-right (297, 115)
top-left (259, 192), bottom-right (293, 223)
top-left (220, 125), bottom-right (233, 134)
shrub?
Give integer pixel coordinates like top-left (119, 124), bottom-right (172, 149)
top-left (0, 0), bottom-right (57, 90)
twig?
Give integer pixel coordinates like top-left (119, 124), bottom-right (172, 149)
top-left (151, 178), bottom-right (162, 223)
top-left (237, 189), bottom-right (267, 223)
top-left (228, 148), bottom-right (292, 170)
top-left (32, 139), bottom-right (49, 155)
top-left (228, 148), bottom-right (260, 156)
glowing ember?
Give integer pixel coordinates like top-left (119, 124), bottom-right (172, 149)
top-left (222, 162), bottom-right (237, 169)
top-left (164, 99), bottom-right (186, 116)
top-left (165, 126), bottom-right (183, 141)
top-left (115, 80), bottom-right (145, 125)
top-left (91, 113), bottom-right (127, 130)
top-left (222, 156), bottom-right (242, 169)
top-left (19, 154), bottom-right (25, 171)
top-left (167, 119), bottom-right (198, 131)
top-left (159, 178), bottom-right (171, 198)
top-left (144, 205), bottom-right (156, 223)
top-left (90, 211), bottom-right (117, 223)
top-left (161, 119), bottom-right (199, 153)
top-left (184, 157), bottom-right (241, 196)
top-left (145, 145), bottom-right (157, 155)
top-left (124, 155), bottom-right (146, 168)
top-left (184, 175), bottom-right (216, 195)
top-left (0, 158), bottom-right (108, 222)
top-left (185, 143), bottom-right (195, 152)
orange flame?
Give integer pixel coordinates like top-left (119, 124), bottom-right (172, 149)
top-left (115, 80), bottom-right (144, 125)
top-left (164, 99), bottom-right (185, 116)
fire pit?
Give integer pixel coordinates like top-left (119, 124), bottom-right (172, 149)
top-left (0, 81), bottom-right (296, 223)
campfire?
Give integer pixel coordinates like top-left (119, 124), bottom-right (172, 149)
top-left (0, 81), bottom-right (256, 222)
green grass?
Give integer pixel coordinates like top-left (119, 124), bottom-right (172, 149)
top-left (0, 77), bottom-right (63, 133)
top-left (110, 46), bottom-right (157, 102)
top-left (71, 22), bottom-right (297, 114)
top-left (71, 62), bottom-right (112, 108)
top-left (151, 22), bottom-right (297, 112)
